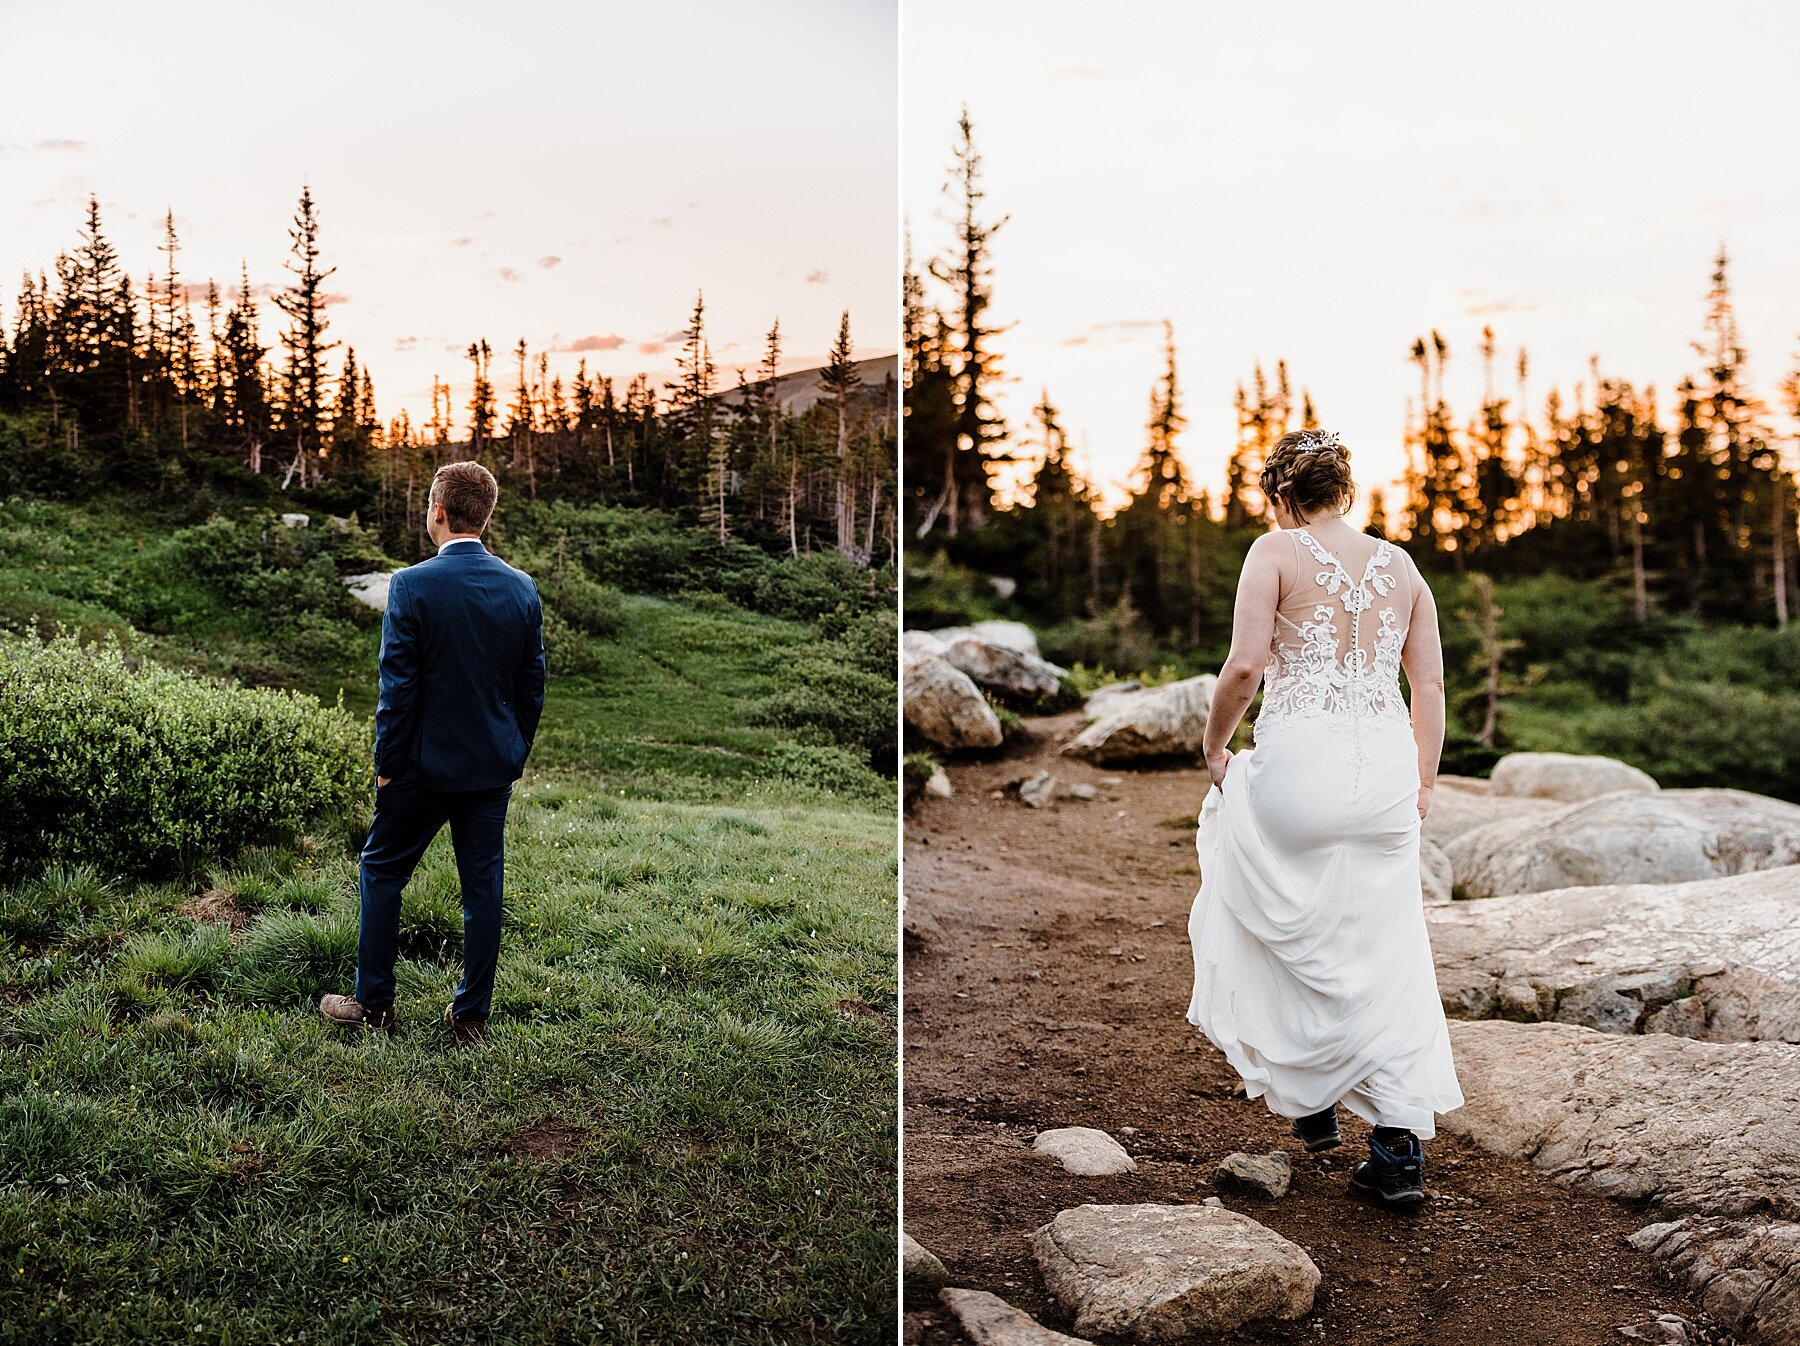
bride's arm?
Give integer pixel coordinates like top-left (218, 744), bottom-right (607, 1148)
top-left (1202, 533), bottom-right (1282, 784)
top-left (1400, 562), bottom-right (1446, 817)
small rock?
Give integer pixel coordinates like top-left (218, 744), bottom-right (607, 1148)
top-left (1202, 1196), bottom-right (1224, 1208)
top-left (279, 512), bottom-right (309, 528)
top-left (903, 1231), bottom-right (948, 1290)
top-left (1018, 771), bottom-right (1058, 809)
top-left (924, 768), bottom-right (954, 798)
top-left (1060, 783), bottom-right (1098, 802)
top-left (1215, 1151), bottom-right (1292, 1199)
top-left (1642, 995), bottom-right (1709, 1039)
top-left (938, 1288), bottom-right (1095, 1345)
top-left (1033, 1127), bottom-right (1138, 1176)
top-left (1029, 1203), bottom-right (1319, 1340)
top-left (1098, 776), bottom-right (1124, 787)
top-left (1615, 1314), bottom-right (1694, 1344)
top-left (1497, 981), bottom-right (1542, 1020)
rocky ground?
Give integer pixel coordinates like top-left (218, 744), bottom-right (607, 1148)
top-left (902, 711), bottom-right (1739, 1345)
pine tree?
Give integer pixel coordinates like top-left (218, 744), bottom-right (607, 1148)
top-left (669, 292), bottom-right (722, 537)
top-left (272, 185), bottom-right (338, 488)
top-left (219, 263), bottom-right (271, 473)
top-left (466, 340), bottom-right (495, 455)
top-left (925, 108), bottom-right (1010, 536)
top-left (820, 309), bottom-right (864, 559)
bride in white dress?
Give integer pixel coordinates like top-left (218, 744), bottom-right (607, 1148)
top-left (1186, 428), bottom-right (1463, 1208)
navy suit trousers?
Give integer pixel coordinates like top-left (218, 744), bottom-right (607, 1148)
top-left (354, 780), bottom-right (512, 1019)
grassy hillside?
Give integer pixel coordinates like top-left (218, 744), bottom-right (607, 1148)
top-left (0, 498), bottom-right (898, 1343)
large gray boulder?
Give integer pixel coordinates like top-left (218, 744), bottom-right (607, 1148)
top-left (942, 636), bottom-right (1068, 701)
top-left (1444, 788), bottom-right (1800, 900)
top-left (1028, 1203), bottom-right (1318, 1341)
top-left (1429, 864), bottom-right (1800, 1042)
top-left (1420, 837), bottom-right (1454, 905)
top-left (903, 652), bottom-right (1003, 752)
top-left (1422, 779), bottom-right (1563, 850)
top-left (1490, 750), bottom-right (1659, 803)
top-left (924, 620), bottom-right (1041, 658)
top-left (1443, 1020), bottom-right (1800, 1344)
top-left (1061, 676), bottom-right (1216, 766)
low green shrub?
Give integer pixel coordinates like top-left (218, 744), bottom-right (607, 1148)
top-left (764, 743), bottom-right (891, 802)
top-left (0, 633), bottom-right (368, 880)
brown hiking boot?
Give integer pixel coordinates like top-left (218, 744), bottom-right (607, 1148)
top-left (444, 1001), bottom-right (487, 1047)
top-left (319, 994), bottom-right (398, 1032)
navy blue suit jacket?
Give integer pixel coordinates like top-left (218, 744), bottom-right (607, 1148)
top-left (372, 539), bottom-right (547, 791)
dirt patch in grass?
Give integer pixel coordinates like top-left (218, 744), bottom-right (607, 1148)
top-left (180, 889), bottom-right (252, 930)
top-left (506, 1119), bottom-right (590, 1162)
top-left (225, 1142), bottom-right (281, 1180)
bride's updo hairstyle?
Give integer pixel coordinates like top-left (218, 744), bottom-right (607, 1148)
top-left (1259, 429), bottom-right (1355, 521)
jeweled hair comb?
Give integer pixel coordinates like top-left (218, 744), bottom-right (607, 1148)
top-left (1293, 429), bottom-right (1343, 454)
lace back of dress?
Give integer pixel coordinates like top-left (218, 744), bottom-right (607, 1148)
top-left (1256, 529), bottom-right (1412, 766)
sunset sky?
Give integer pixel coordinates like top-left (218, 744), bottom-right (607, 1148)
top-left (0, 0), bottom-right (896, 429)
top-left (905, 0), bottom-right (1800, 515)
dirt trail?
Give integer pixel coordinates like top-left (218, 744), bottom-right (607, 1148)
top-left (902, 711), bottom-right (1730, 1345)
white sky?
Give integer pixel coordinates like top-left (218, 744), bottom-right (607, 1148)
top-left (0, 0), bottom-right (897, 429)
top-left (904, 0), bottom-right (1800, 513)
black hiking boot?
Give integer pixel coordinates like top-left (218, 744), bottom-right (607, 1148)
top-left (1291, 1107), bottom-right (1340, 1153)
top-left (1350, 1128), bottom-right (1427, 1208)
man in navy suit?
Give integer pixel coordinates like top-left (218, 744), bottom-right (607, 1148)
top-left (321, 460), bottom-right (546, 1045)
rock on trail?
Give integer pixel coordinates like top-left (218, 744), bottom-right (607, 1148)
top-left (1028, 1202), bottom-right (1319, 1341)
top-left (1030, 1127), bottom-right (1138, 1177)
top-left (1214, 1151), bottom-right (1292, 1199)
top-left (938, 1288), bottom-right (1096, 1346)
top-left (905, 1229), bottom-right (950, 1290)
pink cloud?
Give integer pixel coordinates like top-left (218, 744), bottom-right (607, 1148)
top-left (806, 268), bottom-right (830, 285)
top-left (538, 255), bottom-right (561, 269)
top-left (498, 267), bottom-right (523, 283)
top-left (556, 334), bottom-right (626, 352)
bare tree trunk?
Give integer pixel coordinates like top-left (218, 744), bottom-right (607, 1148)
top-left (864, 477), bottom-right (880, 561)
top-left (787, 460), bottom-right (799, 558)
top-left (1776, 478), bottom-right (1791, 628)
top-left (1631, 513), bottom-right (1648, 623)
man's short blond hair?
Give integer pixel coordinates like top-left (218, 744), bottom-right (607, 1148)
top-left (431, 460), bottom-right (499, 534)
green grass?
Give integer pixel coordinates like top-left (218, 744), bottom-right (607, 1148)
top-left (0, 498), bottom-right (899, 1343)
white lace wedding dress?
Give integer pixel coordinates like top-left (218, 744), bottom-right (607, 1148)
top-left (1186, 528), bottom-right (1463, 1136)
